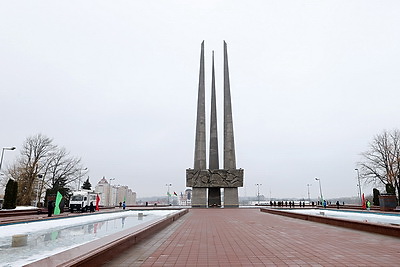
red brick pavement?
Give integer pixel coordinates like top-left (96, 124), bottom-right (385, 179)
top-left (104, 208), bottom-right (400, 266)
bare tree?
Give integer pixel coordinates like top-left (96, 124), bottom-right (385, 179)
top-left (8, 134), bottom-right (87, 206)
top-left (358, 129), bottom-right (400, 204)
top-left (8, 134), bottom-right (55, 205)
top-left (44, 147), bottom-right (83, 194)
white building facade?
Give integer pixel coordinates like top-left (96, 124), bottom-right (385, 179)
top-left (95, 177), bottom-right (136, 207)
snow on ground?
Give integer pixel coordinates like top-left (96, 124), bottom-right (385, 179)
top-left (1, 206), bottom-right (39, 211)
top-left (14, 206), bottom-right (38, 210)
top-left (284, 209), bottom-right (400, 225)
top-left (0, 209), bottom-right (171, 236)
top-left (0, 210), bottom-right (176, 267)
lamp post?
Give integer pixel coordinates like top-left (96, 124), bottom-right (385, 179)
top-left (256, 183), bottom-right (262, 205)
top-left (34, 174), bottom-right (44, 207)
top-left (0, 147), bottom-right (16, 172)
top-left (109, 178), bottom-right (115, 207)
top-left (355, 168), bottom-right (362, 205)
top-left (315, 177), bottom-right (323, 204)
top-left (166, 183), bottom-right (172, 205)
top-left (306, 184), bottom-right (312, 203)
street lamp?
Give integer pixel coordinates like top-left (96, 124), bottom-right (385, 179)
top-left (34, 174), bottom-right (44, 207)
top-left (315, 177), bottom-right (323, 204)
top-left (306, 184), bottom-right (312, 203)
top-left (0, 147), bottom-right (16, 171)
top-left (355, 168), bottom-right (362, 205)
top-left (256, 183), bottom-right (262, 205)
top-left (166, 183), bottom-right (172, 205)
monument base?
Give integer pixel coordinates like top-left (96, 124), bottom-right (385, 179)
top-left (192, 188), bottom-right (207, 208)
top-left (187, 168), bottom-right (243, 208)
top-left (224, 187), bottom-right (239, 208)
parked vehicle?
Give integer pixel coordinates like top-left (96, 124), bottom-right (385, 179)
top-left (69, 190), bottom-right (97, 212)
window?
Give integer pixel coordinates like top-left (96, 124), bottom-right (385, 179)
top-left (71, 195), bottom-right (83, 201)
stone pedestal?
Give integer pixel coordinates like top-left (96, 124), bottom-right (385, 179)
top-left (224, 187), bottom-right (239, 208)
top-left (379, 194), bottom-right (397, 211)
top-left (192, 187), bottom-right (207, 208)
top-left (12, 234), bottom-right (28, 247)
top-left (187, 169), bottom-right (243, 208)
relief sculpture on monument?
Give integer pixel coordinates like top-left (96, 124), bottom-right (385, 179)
top-left (186, 169), bottom-right (244, 188)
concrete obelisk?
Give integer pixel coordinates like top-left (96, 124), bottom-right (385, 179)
top-left (187, 41), bottom-right (243, 208)
top-left (223, 41), bottom-right (239, 208)
top-left (208, 51), bottom-right (221, 206)
top-left (192, 41), bottom-right (207, 207)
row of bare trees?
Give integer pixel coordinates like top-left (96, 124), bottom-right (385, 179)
top-left (5, 134), bottom-right (87, 206)
top-left (358, 129), bottom-right (400, 204)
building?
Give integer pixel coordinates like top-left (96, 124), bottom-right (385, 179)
top-left (116, 185), bottom-right (137, 205)
top-left (178, 189), bottom-right (192, 206)
top-left (94, 177), bottom-right (136, 207)
top-left (95, 177), bottom-right (114, 206)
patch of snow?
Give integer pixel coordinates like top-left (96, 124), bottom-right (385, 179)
top-left (0, 210), bottom-right (176, 266)
top-left (283, 209), bottom-right (400, 225)
top-left (1, 206), bottom-right (39, 211)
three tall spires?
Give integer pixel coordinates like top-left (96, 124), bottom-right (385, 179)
top-left (188, 41), bottom-right (242, 208)
top-left (193, 40), bottom-right (236, 172)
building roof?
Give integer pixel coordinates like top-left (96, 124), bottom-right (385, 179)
top-left (97, 177), bottom-right (109, 184)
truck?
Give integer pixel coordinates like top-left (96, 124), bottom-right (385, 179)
top-left (69, 190), bottom-right (97, 212)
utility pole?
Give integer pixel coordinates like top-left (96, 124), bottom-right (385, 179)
top-left (355, 169), bottom-right (362, 205)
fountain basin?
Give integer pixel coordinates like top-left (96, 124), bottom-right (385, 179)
top-left (261, 208), bottom-right (400, 238)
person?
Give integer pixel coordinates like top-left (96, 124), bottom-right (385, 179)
top-left (323, 200), bottom-right (327, 208)
top-left (90, 201), bottom-right (94, 212)
top-left (47, 200), bottom-right (54, 217)
top-left (336, 201), bottom-right (340, 209)
top-left (122, 201), bottom-right (126, 210)
top-left (366, 199), bottom-right (371, 211)
top-left (119, 202), bottom-right (122, 208)
top-left (145, 201), bottom-right (148, 207)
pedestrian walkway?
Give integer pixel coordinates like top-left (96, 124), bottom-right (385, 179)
top-left (103, 208), bottom-right (400, 266)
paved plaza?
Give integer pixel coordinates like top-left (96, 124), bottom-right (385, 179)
top-left (103, 208), bottom-right (400, 266)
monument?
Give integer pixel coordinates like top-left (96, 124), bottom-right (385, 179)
top-left (186, 41), bottom-right (244, 208)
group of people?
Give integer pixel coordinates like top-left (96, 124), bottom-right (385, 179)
top-left (269, 201), bottom-right (307, 207)
top-left (119, 201), bottom-right (126, 210)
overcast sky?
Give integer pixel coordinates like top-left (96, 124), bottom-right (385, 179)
top-left (1, 1), bottom-right (400, 200)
